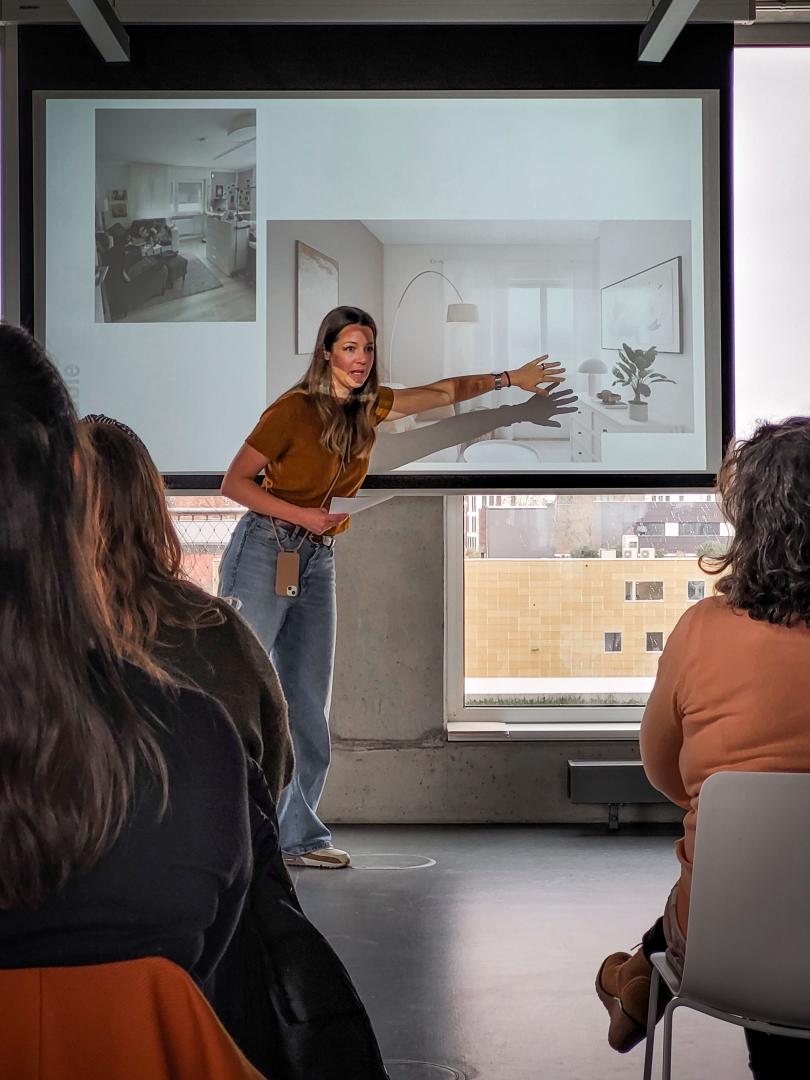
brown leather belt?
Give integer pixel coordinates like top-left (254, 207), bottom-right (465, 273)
top-left (272, 518), bottom-right (335, 547)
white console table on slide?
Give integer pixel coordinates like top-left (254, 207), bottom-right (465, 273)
top-left (571, 397), bottom-right (671, 464)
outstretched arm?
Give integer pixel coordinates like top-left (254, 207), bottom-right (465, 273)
top-left (370, 387), bottom-right (578, 473)
top-left (387, 356), bottom-right (565, 421)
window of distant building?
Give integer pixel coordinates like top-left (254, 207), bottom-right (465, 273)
top-left (604, 632), bottom-right (623, 653)
top-left (687, 580), bottom-right (706, 602)
top-left (625, 580), bottom-right (664, 602)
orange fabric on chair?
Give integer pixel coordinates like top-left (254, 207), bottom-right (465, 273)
top-left (0, 956), bottom-right (268, 1080)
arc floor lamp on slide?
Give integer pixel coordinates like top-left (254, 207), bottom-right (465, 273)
top-left (387, 269), bottom-right (478, 386)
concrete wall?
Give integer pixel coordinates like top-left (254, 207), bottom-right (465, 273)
top-left (322, 496), bottom-right (682, 825)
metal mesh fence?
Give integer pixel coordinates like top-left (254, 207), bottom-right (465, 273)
top-left (167, 497), bottom-right (245, 596)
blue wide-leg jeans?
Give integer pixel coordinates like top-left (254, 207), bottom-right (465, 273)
top-left (218, 511), bottom-right (336, 855)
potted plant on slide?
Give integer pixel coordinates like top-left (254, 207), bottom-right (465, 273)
top-left (611, 342), bottom-right (676, 422)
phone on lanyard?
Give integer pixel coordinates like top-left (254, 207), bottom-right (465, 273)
top-left (275, 550), bottom-right (300, 597)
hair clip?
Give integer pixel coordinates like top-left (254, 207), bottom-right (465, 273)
top-left (80, 414), bottom-right (149, 452)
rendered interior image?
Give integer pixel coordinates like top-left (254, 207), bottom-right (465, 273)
top-left (268, 219), bottom-right (694, 470)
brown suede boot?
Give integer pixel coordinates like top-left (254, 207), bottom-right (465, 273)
top-left (595, 949), bottom-right (658, 1054)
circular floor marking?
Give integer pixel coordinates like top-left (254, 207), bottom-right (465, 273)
top-left (350, 853), bottom-right (437, 871)
top-left (384, 1061), bottom-right (465, 1080)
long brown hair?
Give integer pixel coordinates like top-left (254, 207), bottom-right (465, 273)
top-left (0, 325), bottom-right (167, 911)
top-left (297, 305), bottom-right (380, 458)
top-left (80, 415), bottom-right (224, 664)
top-left (702, 416), bottom-right (810, 625)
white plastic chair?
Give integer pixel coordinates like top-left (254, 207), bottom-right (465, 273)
top-left (642, 771), bottom-right (810, 1080)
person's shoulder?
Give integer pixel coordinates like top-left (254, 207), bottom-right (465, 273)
top-left (690, 594), bottom-right (733, 623)
top-left (120, 660), bottom-right (244, 773)
top-left (270, 388), bottom-right (311, 417)
top-left (251, 388), bottom-right (306, 425)
top-left (250, 388), bottom-right (315, 436)
top-left (668, 593), bottom-right (732, 648)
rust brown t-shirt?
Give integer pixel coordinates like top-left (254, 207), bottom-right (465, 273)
top-left (245, 386), bottom-right (394, 535)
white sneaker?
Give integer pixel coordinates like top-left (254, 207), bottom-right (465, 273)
top-left (282, 846), bottom-right (351, 869)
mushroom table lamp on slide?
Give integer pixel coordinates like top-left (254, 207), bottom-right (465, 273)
top-left (578, 357), bottom-right (608, 399)
top-left (387, 270), bottom-right (478, 385)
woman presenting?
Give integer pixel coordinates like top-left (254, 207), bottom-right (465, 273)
top-left (219, 305), bottom-right (564, 868)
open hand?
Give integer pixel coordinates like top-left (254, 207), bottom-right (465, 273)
top-left (510, 355), bottom-right (566, 394)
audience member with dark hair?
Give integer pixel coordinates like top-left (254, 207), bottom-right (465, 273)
top-left (0, 324), bottom-right (261, 1079)
top-left (80, 414), bottom-right (389, 1080)
top-left (80, 413), bottom-right (293, 800)
top-left (596, 417), bottom-right (810, 1079)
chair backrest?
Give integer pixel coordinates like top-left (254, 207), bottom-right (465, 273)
top-left (680, 770), bottom-right (810, 1028)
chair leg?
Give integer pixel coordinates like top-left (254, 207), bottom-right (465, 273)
top-left (661, 999), bottom-right (680, 1080)
top-left (642, 966), bottom-right (661, 1080)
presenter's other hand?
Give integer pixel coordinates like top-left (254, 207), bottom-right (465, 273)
top-left (300, 507), bottom-right (349, 535)
top-left (509, 356), bottom-right (565, 394)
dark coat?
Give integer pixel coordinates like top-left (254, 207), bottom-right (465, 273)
top-left (208, 767), bottom-right (390, 1080)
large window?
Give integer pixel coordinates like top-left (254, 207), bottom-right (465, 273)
top-left (448, 492), bottom-right (727, 730)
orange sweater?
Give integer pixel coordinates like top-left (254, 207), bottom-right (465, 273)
top-left (640, 595), bottom-right (810, 936)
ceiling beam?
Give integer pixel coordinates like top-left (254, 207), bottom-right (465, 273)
top-left (639, 0), bottom-right (701, 62)
top-left (0, 1), bottom-right (753, 26)
top-left (63, 0), bottom-right (129, 60)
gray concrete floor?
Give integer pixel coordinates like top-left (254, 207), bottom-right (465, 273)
top-left (291, 826), bottom-right (750, 1080)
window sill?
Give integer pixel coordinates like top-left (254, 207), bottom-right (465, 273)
top-left (447, 721), bottom-right (641, 742)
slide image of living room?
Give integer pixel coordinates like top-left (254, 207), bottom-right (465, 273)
top-left (95, 108), bottom-right (256, 323)
top-left (267, 220), bottom-right (695, 471)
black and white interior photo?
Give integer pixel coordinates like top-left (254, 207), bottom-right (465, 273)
top-left (94, 108), bottom-right (256, 323)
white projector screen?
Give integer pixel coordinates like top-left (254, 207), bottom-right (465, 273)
top-left (40, 92), bottom-right (722, 483)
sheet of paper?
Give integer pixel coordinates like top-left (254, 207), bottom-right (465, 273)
top-left (330, 494), bottom-right (394, 516)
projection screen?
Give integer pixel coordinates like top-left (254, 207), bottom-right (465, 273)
top-left (38, 91), bottom-right (723, 487)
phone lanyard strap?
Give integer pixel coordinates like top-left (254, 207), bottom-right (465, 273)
top-left (269, 450), bottom-right (347, 554)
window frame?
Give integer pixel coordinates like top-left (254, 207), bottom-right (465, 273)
top-left (444, 497), bottom-right (644, 741)
top-left (645, 631), bottom-right (664, 653)
top-left (173, 179), bottom-right (205, 214)
top-left (604, 631), bottom-right (623, 653)
top-left (625, 580), bottom-right (665, 602)
top-left (687, 579), bottom-right (706, 602)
